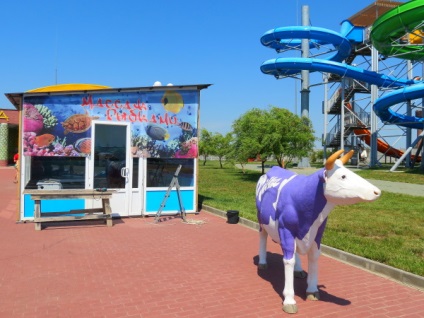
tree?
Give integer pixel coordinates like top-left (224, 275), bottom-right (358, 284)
top-left (199, 128), bottom-right (213, 165)
top-left (266, 108), bottom-right (315, 168)
top-left (232, 108), bottom-right (274, 174)
top-left (211, 132), bottom-right (233, 168)
top-left (226, 135), bottom-right (251, 173)
top-left (232, 106), bottom-right (315, 173)
top-left (310, 149), bottom-right (325, 164)
top-left (226, 126), bottom-right (265, 173)
top-left (199, 129), bottom-right (233, 168)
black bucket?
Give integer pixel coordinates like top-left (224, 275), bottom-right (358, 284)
top-left (226, 210), bottom-right (240, 224)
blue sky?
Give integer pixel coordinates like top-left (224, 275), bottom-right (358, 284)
top-left (0, 0), bottom-right (405, 146)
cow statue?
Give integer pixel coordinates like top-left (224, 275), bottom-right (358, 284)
top-left (255, 149), bottom-right (381, 314)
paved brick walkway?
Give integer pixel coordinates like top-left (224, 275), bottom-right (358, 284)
top-left (0, 166), bottom-right (423, 317)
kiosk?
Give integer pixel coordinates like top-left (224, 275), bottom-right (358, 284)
top-left (6, 83), bottom-right (210, 221)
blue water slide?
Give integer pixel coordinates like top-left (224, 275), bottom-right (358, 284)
top-left (339, 20), bottom-right (365, 43)
top-left (260, 26), bottom-right (424, 130)
top-left (374, 84), bottom-right (424, 129)
top-left (260, 57), bottom-right (413, 88)
top-left (261, 26), bottom-right (352, 63)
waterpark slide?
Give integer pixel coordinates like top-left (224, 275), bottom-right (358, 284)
top-left (261, 55), bottom-right (421, 158)
top-left (352, 128), bottom-right (404, 158)
top-left (260, 1), bottom-right (424, 159)
top-left (371, 0), bottom-right (424, 130)
top-left (371, 0), bottom-right (424, 60)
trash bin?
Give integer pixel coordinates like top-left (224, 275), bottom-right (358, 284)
top-left (226, 210), bottom-right (239, 224)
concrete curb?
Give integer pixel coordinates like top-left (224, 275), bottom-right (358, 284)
top-left (202, 204), bottom-right (424, 292)
top-left (320, 245), bottom-right (424, 291)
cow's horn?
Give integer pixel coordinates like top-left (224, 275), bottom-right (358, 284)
top-left (340, 150), bottom-right (354, 165)
top-left (325, 149), bottom-right (344, 170)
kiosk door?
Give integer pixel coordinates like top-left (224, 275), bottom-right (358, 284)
top-left (90, 122), bottom-right (140, 217)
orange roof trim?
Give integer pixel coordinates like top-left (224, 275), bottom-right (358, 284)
top-left (26, 83), bottom-right (111, 93)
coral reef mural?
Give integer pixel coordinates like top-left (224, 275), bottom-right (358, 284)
top-left (23, 90), bottom-right (199, 158)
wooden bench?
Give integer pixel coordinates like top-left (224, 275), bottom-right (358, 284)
top-left (24, 189), bottom-right (115, 231)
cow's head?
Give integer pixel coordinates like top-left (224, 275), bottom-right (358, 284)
top-left (323, 149), bottom-right (381, 205)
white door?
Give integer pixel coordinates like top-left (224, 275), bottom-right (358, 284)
top-left (89, 121), bottom-right (141, 217)
top-left (128, 156), bottom-right (144, 216)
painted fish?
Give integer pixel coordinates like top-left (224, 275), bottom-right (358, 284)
top-left (35, 134), bottom-right (55, 148)
top-left (61, 112), bottom-right (99, 135)
top-left (145, 124), bottom-right (170, 141)
top-left (161, 91), bottom-right (184, 114)
top-left (74, 138), bottom-right (91, 154)
top-left (179, 122), bottom-right (193, 131)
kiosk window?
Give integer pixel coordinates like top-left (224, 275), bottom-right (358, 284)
top-left (146, 158), bottom-right (194, 187)
top-left (24, 156), bottom-right (86, 189)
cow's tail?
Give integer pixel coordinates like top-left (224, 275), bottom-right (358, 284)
top-left (256, 174), bottom-right (269, 228)
top-left (256, 174), bottom-right (268, 206)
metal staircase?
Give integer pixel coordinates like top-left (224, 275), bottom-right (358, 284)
top-left (325, 99), bottom-right (371, 147)
top-left (327, 79), bottom-right (370, 114)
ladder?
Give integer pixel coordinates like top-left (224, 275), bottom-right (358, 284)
top-left (154, 165), bottom-right (187, 223)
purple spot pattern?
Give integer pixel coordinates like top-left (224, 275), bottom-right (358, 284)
top-left (256, 166), bottom-right (328, 260)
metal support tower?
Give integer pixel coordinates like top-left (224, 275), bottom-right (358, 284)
top-left (299, 5), bottom-right (311, 168)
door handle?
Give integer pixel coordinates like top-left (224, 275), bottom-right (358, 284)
top-left (121, 167), bottom-right (129, 178)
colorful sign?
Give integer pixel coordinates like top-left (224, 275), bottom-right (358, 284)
top-left (22, 90), bottom-right (199, 158)
top-left (0, 111), bottom-right (9, 121)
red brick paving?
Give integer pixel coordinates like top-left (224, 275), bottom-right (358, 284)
top-left (0, 166), bottom-right (423, 317)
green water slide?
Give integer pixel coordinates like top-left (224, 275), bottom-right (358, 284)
top-left (371, 0), bottom-right (424, 60)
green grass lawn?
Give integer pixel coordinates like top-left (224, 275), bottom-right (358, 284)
top-left (355, 169), bottom-right (424, 185)
top-left (247, 161), bottom-right (424, 184)
top-left (198, 161), bottom-right (424, 276)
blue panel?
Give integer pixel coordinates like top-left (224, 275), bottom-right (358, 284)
top-left (146, 190), bottom-right (194, 212)
top-left (23, 194), bottom-right (85, 218)
top-left (24, 194), bottom-right (34, 218)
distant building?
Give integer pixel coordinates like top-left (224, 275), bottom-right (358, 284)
top-left (0, 109), bottom-right (19, 166)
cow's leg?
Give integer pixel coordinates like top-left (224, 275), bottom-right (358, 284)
top-left (258, 228), bottom-right (268, 269)
top-left (282, 255), bottom-right (298, 314)
top-left (294, 253), bottom-right (307, 279)
top-left (279, 227), bottom-right (298, 314)
top-left (306, 242), bottom-right (320, 301)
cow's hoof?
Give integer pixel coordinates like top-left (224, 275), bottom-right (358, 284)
top-left (294, 270), bottom-right (307, 279)
top-left (283, 304), bottom-right (298, 314)
top-left (306, 292), bottom-right (320, 301)
top-left (258, 263), bottom-right (268, 270)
